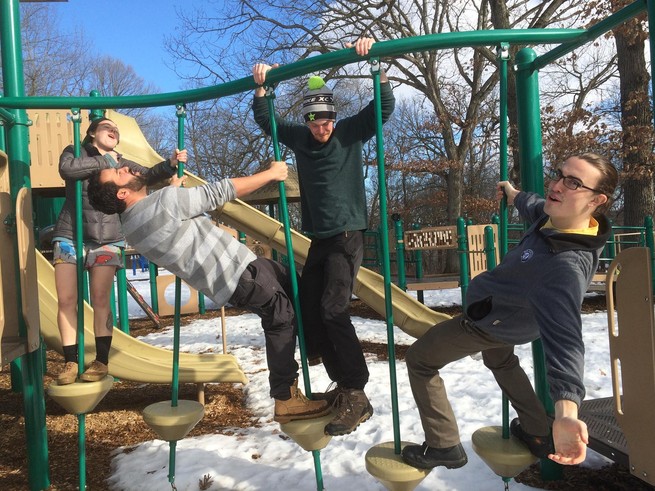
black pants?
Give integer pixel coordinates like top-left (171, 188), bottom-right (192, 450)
top-left (228, 257), bottom-right (298, 400)
top-left (300, 230), bottom-right (369, 390)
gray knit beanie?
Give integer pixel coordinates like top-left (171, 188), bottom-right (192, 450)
top-left (302, 76), bottom-right (337, 122)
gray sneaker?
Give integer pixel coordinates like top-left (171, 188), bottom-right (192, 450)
top-left (324, 388), bottom-right (373, 436)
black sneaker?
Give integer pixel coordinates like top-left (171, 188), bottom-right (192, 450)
top-left (401, 442), bottom-right (468, 469)
top-left (324, 388), bottom-right (373, 436)
top-left (510, 418), bottom-right (555, 458)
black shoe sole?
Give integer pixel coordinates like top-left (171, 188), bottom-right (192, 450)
top-left (402, 454), bottom-right (468, 470)
top-left (324, 404), bottom-right (374, 436)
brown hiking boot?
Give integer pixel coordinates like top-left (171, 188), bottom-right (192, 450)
top-left (57, 362), bottom-right (78, 385)
top-left (80, 360), bottom-right (108, 382)
top-left (325, 388), bottom-right (374, 436)
top-left (312, 382), bottom-right (344, 407)
top-left (274, 380), bottom-right (332, 424)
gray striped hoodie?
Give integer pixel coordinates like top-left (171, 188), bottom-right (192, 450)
top-left (120, 179), bottom-right (256, 307)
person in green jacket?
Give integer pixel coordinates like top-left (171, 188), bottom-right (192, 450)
top-left (252, 37), bottom-right (395, 436)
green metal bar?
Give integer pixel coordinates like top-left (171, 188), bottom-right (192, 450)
top-left (1, 0), bottom-right (50, 488)
top-left (413, 223), bottom-right (424, 305)
top-left (168, 440), bottom-right (177, 486)
top-left (644, 216), bottom-right (655, 294)
top-left (370, 59), bottom-right (401, 454)
top-left (515, 47), bottom-right (561, 481)
top-left (171, 104), bottom-right (186, 407)
top-left (71, 110), bottom-right (89, 490)
top-left (392, 214), bottom-right (406, 291)
top-left (149, 262), bottom-right (159, 315)
top-left (263, 86), bottom-right (325, 491)
top-left (116, 258), bottom-right (130, 334)
top-left (533, 0), bottom-right (647, 70)
top-left (164, 104), bottom-right (187, 490)
top-left (0, 30), bottom-right (585, 111)
top-left (0, 105), bottom-right (17, 124)
top-left (457, 217), bottom-right (469, 309)
top-left (498, 44), bottom-right (509, 259)
top-left (263, 91), bottom-right (311, 395)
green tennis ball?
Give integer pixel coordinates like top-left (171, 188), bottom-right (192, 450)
top-left (308, 76), bottom-right (326, 90)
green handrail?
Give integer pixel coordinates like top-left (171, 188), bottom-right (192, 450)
top-left (0, 30), bottom-right (585, 111)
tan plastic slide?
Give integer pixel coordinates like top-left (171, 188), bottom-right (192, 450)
top-left (104, 109), bottom-right (451, 339)
top-left (38, 250), bottom-right (248, 383)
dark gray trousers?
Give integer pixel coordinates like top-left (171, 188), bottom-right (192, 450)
top-left (228, 257), bottom-right (299, 400)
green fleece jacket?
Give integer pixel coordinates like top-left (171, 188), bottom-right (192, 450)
top-left (253, 83), bottom-right (395, 238)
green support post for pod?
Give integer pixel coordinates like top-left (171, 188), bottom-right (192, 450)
top-left (263, 78), bottom-right (326, 491)
top-left (515, 46), bottom-right (561, 481)
top-left (392, 214), bottom-right (406, 291)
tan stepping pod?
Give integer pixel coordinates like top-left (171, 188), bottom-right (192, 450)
top-left (143, 400), bottom-right (204, 441)
top-left (472, 426), bottom-right (537, 477)
top-left (279, 412), bottom-right (334, 451)
top-left (365, 441), bottom-right (430, 491)
top-left (47, 375), bottom-right (113, 415)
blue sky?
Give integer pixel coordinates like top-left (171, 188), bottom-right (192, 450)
top-left (52, 0), bottom-right (192, 94)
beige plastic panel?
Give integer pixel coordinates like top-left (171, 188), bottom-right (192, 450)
top-left (606, 247), bottom-right (655, 486)
top-left (27, 109), bottom-right (91, 189)
top-left (467, 224), bottom-right (499, 279)
top-left (0, 151), bottom-right (26, 367)
top-left (156, 275), bottom-right (199, 317)
top-left (15, 187), bottom-right (41, 353)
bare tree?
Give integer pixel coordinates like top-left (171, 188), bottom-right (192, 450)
top-left (610, 2), bottom-right (654, 226)
top-left (12, 4), bottom-right (88, 96)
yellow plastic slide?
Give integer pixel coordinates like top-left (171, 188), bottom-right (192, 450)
top-left (38, 251), bottom-right (248, 383)
top-left (105, 109), bottom-right (451, 339)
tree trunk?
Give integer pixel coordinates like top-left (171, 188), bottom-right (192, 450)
top-left (614, 17), bottom-right (654, 226)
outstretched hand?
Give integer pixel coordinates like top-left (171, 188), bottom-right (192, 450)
top-left (548, 417), bottom-right (589, 465)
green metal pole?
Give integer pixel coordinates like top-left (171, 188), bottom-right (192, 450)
top-left (413, 223), bottom-right (424, 305)
top-left (149, 262), bottom-right (159, 315)
top-left (644, 216), bottom-right (655, 294)
top-left (172, 104), bottom-right (186, 405)
top-left (0, 0), bottom-right (49, 488)
top-left (392, 214), bottom-right (406, 291)
top-left (71, 110), bottom-right (89, 491)
top-left (457, 217), bottom-right (469, 309)
top-left (369, 58), bottom-right (402, 453)
top-left (262, 92), bottom-right (311, 392)
top-left (263, 86), bottom-right (324, 491)
top-left (515, 47), bottom-right (561, 481)
top-left (498, 43), bottom-right (509, 259)
top-left (165, 104), bottom-right (187, 489)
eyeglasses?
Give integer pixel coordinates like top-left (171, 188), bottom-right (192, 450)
top-left (97, 123), bottom-right (120, 137)
top-left (546, 168), bottom-right (602, 194)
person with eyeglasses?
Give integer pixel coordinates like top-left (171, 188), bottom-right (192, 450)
top-left (401, 153), bottom-right (618, 470)
top-left (251, 37), bottom-right (396, 437)
top-left (52, 117), bottom-right (186, 385)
